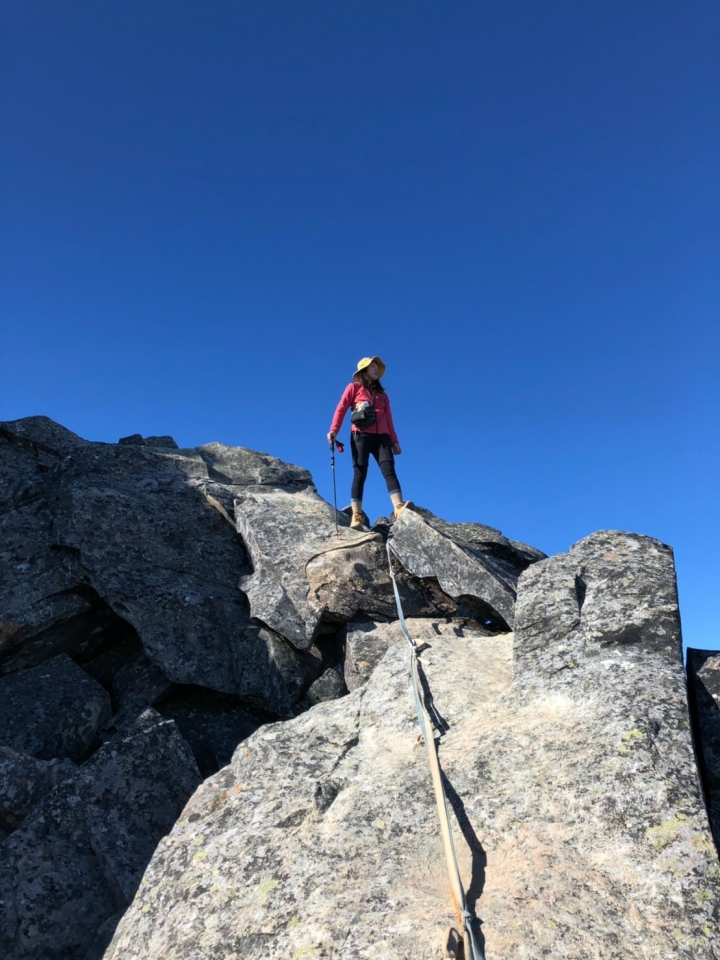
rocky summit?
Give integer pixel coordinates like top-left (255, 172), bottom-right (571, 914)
top-left (0, 415), bottom-right (718, 960)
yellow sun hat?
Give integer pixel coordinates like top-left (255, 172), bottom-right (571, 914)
top-left (355, 356), bottom-right (386, 378)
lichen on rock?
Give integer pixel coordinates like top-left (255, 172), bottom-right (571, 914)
top-left (1, 417), bottom-right (717, 959)
top-left (105, 534), bottom-right (720, 959)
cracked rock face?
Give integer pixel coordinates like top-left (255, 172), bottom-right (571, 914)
top-left (235, 493), bottom-right (512, 649)
top-left (0, 747), bottom-right (76, 838)
top-left (687, 649), bottom-right (720, 853)
top-left (514, 529), bottom-right (682, 675)
top-left (0, 489), bottom-right (94, 674)
top-left (343, 617), bottom-right (497, 692)
top-left (389, 507), bottom-right (546, 628)
top-left (0, 416), bottom-right (555, 959)
top-left (103, 631), bottom-right (514, 960)
top-left (0, 710), bottom-right (201, 960)
top-left (5, 416), bottom-right (714, 959)
top-left (46, 439), bottom-right (309, 709)
top-left (0, 654), bottom-right (111, 762)
top-left (105, 529), bottom-right (720, 959)
top-left (0, 417), bottom-right (321, 716)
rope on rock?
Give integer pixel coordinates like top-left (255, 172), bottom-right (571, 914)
top-left (304, 530), bottom-right (383, 570)
top-left (386, 540), bottom-right (486, 960)
top-left (203, 488), bottom-right (381, 567)
top-left (207, 486), bottom-right (484, 956)
top-left (202, 491), bottom-right (236, 529)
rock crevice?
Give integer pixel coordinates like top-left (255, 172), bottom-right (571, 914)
top-left (1, 416), bottom-right (717, 959)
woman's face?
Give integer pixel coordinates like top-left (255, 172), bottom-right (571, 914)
top-left (366, 362), bottom-right (379, 381)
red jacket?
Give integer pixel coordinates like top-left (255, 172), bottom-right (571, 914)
top-left (330, 382), bottom-right (399, 445)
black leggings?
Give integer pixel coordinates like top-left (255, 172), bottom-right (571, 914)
top-left (350, 432), bottom-right (401, 501)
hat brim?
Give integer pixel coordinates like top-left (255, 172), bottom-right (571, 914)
top-left (356, 356), bottom-right (386, 378)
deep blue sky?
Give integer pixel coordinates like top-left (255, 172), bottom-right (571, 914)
top-left (2, 1), bottom-right (718, 650)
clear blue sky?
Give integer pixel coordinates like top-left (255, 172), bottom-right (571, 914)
top-left (2, 1), bottom-right (718, 651)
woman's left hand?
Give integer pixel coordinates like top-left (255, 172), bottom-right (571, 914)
top-left (392, 443), bottom-right (402, 455)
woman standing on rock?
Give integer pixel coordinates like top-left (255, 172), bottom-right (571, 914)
top-left (327, 356), bottom-right (411, 529)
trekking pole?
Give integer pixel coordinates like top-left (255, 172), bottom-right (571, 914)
top-left (329, 437), bottom-right (344, 538)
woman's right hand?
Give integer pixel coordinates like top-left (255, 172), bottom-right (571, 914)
top-left (327, 431), bottom-right (336, 446)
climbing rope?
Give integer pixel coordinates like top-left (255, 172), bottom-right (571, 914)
top-left (208, 479), bottom-right (484, 956)
top-left (386, 540), bottom-right (486, 960)
top-left (203, 488), bottom-right (381, 570)
top-left (202, 491), bottom-right (236, 528)
top-left (304, 529), bottom-right (382, 570)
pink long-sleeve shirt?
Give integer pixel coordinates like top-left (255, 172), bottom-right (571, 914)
top-left (329, 382), bottom-right (399, 445)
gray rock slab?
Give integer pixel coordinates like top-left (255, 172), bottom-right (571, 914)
top-left (105, 654), bottom-right (174, 731)
top-left (296, 665), bottom-right (346, 712)
top-left (0, 709), bottom-right (201, 960)
top-left (103, 632), bottom-right (513, 960)
top-left (0, 654), bottom-right (111, 762)
top-left (1, 417), bottom-right (324, 715)
top-left (155, 686), bottom-right (266, 776)
top-left (144, 435), bottom-right (179, 448)
top-left (687, 648), bottom-right (720, 851)
top-left (389, 507), bottom-right (546, 628)
top-left (0, 432), bottom-right (51, 513)
top-left (0, 497), bottom-right (92, 673)
top-left (104, 530), bottom-right (720, 960)
top-left (46, 440), bottom-right (257, 689)
top-left (0, 422), bottom-right (153, 676)
top-left (0, 416), bottom-right (85, 458)
top-left (414, 511), bottom-right (546, 566)
top-left (235, 488), bottom-right (360, 646)
top-left (344, 617), bottom-right (495, 692)
top-left (0, 746), bottom-right (76, 834)
top-left (236, 490), bottom-right (484, 649)
top-left (514, 529), bottom-right (682, 675)
top-left (197, 441), bottom-right (313, 488)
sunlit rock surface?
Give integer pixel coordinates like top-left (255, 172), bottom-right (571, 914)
top-left (343, 616), bottom-right (496, 692)
top-left (0, 417), bottom-right (321, 715)
top-left (234, 492), bottom-right (497, 647)
top-left (104, 631), bottom-right (514, 960)
top-left (106, 531), bottom-right (720, 960)
top-left (389, 507), bottom-right (545, 628)
top-left (2, 417), bottom-right (717, 959)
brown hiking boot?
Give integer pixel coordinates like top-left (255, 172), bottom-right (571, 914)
top-left (393, 500), bottom-right (413, 520)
